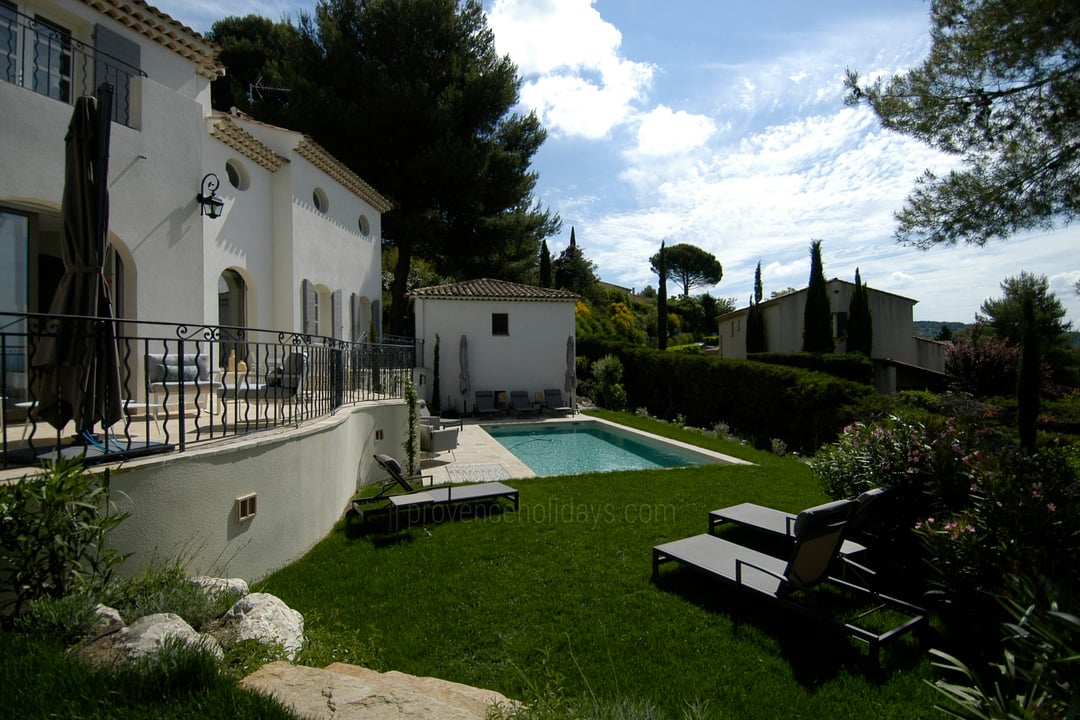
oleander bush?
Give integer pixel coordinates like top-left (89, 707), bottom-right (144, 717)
top-left (0, 457), bottom-right (130, 619)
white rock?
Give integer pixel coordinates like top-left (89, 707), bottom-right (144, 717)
top-left (92, 603), bottom-right (124, 634)
top-left (190, 576), bottom-right (250, 598)
top-left (222, 593), bottom-right (305, 660)
top-left (118, 612), bottom-right (224, 661)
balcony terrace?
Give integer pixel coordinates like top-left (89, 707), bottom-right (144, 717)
top-left (1, 5), bottom-right (144, 127)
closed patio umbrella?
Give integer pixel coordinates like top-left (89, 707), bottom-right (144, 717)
top-left (32, 88), bottom-right (122, 434)
top-left (458, 334), bottom-right (470, 413)
top-left (564, 334), bottom-right (576, 413)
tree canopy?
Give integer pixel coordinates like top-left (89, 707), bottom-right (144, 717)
top-left (552, 227), bottom-right (598, 299)
top-left (978, 271), bottom-right (1072, 363)
top-left (210, 0), bottom-right (559, 334)
top-left (802, 240), bottom-right (834, 353)
top-left (845, 0), bottom-right (1080, 248)
top-left (649, 243), bottom-right (722, 297)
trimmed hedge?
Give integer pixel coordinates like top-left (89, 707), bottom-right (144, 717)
top-left (579, 339), bottom-right (876, 453)
top-left (748, 351), bottom-right (875, 385)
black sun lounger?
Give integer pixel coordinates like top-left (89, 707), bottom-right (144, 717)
top-left (351, 453), bottom-right (519, 522)
top-left (654, 496), bottom-right (926, 665)
top-left (707, 488), bottom-right (892, 558)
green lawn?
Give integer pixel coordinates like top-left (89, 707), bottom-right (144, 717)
top-left (256, 412), bottom-right (940, 718)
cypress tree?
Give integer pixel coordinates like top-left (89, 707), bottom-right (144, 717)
top-left (846, 268), bottom-right (873, 356)
top-left (539, 240), bottom-right (552, 288)
top-left (657, 241), bottom-right (668, 351)
top-left (1017, 295), bottom-right (1041, 454)
top-left (431, 333), bottom-right (441, 412)
top-left (746, 261), bottom-right (766, 353)
top-left (802, 240), bottom-right (834, 353)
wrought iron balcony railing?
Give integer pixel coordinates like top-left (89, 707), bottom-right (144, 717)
top-left (0, 312), bottom-right (419, 468)
top-left (0, 6), bottom-right (145, 127)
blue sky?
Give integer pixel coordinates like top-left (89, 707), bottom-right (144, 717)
top-left (157, 0), bottom-right (1080, 324)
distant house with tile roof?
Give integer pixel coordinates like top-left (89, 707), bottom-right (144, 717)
top-left (716, 278), bottom-right (946, 392)
top-left (410, 279), bottom-right (578, 413)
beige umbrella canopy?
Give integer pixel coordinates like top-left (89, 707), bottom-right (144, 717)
top-left (31, 89), bottom-right (122, 433)
top-left (459, 334), bottom-right (470, 412)
top-left (564, 334), bottom-right (576, 411)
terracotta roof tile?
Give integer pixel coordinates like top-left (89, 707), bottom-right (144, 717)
top-left (295, 138), bottom-right (393, 213)
top-left (82, 0), bottom-right (223, 79)
top-left (210, 118), bottom-right (287, 172)
top-left (409, 278), bottom-right (578, 302)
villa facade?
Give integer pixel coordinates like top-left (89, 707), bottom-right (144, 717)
top-left (0, 0), bottom-right (403, 581)
top-left (716, 279), bottom-right (946, 392)
top-left (1, 0), bottom-right (390, 361)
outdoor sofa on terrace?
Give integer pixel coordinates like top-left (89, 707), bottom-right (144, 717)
top-left (145, 352), bottom-right (223, 416)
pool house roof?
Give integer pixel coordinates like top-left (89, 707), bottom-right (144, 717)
top-left (409, 278), bottom-right (578, 302)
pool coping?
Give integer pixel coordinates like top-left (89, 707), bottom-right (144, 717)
top-left (418, 415), bottom-right (752, 485)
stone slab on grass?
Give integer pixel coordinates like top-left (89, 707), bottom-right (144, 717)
top-left (240, 660), bottom-right (516, 720)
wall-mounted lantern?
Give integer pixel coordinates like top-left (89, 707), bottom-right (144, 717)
top-left (196, 173), bottom-right (225, 219)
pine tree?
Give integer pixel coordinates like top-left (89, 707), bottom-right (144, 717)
top-left (846, 268), bottom-right (873, 356)
top-left (802, 240), bottom-right (834, 353)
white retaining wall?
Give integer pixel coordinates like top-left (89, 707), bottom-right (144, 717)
top-left (104, 401), bottom-right (408, 581)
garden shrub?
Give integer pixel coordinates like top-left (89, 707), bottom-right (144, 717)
top-left (921, 448), bottom-right (1080, 601)
top-left (930, 575), bottom-right (1079, 720)
top-left (577, 338), bottom-right (874, 453)
top-left (0, 458), bottom-right (130, 619)
top-left (590, 354), bottom-right (627, 411)
top-left (812, 409), bottom-right (1080, 610)
top-left (750, 351), bottom-right (875, 385)
top-left (112, 559), bottom-right (244, 632)
top-left (13, 592), bottom-right (99, 645)
top-left (945, 332), bottom-right (1020, 397)
top-left (811, 411), bottom-right (976, 517)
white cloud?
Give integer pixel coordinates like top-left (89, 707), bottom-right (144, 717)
top-left (630, 105), bottom-right (716, 157)
top-left (486, 0), bottom-right (655, 139)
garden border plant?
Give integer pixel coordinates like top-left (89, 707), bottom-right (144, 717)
top-left (0, 457), bottom-right (130, 619)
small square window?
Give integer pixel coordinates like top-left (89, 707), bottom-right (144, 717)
top-left (492, 313), bottom-right (509, 336)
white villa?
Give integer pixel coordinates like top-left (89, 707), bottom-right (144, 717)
top-left (716, 279), bottom-right (946, 393)
top-left (0, 0), bottom-right (407, 580)
top-left (410, 278), bottom-right (578, 413)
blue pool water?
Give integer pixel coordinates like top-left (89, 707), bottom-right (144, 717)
top-left (484, 421), bottom-right (718, 477)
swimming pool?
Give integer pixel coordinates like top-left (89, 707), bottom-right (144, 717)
top-left (483, 420), bottom-right (727, 477)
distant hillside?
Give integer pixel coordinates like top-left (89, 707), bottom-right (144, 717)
top-left (913, 321), bottom-right (969, 340)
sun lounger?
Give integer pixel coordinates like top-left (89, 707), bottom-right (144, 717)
top-left (707, 487), bottom-right (892, 558)
top-left (473, 390), bottom-right (502, 417)
top-left (351, 453), bottom-right (519, 523)
top-left (507, 390), bottom-right (540, 418)
top-left (654, 496), bottom-right (926, 665)
top-left (543, 388), bottom-right (572, 415)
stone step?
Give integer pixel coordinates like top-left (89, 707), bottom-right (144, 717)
top-left (240, 660), bottom-right (515, 719)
